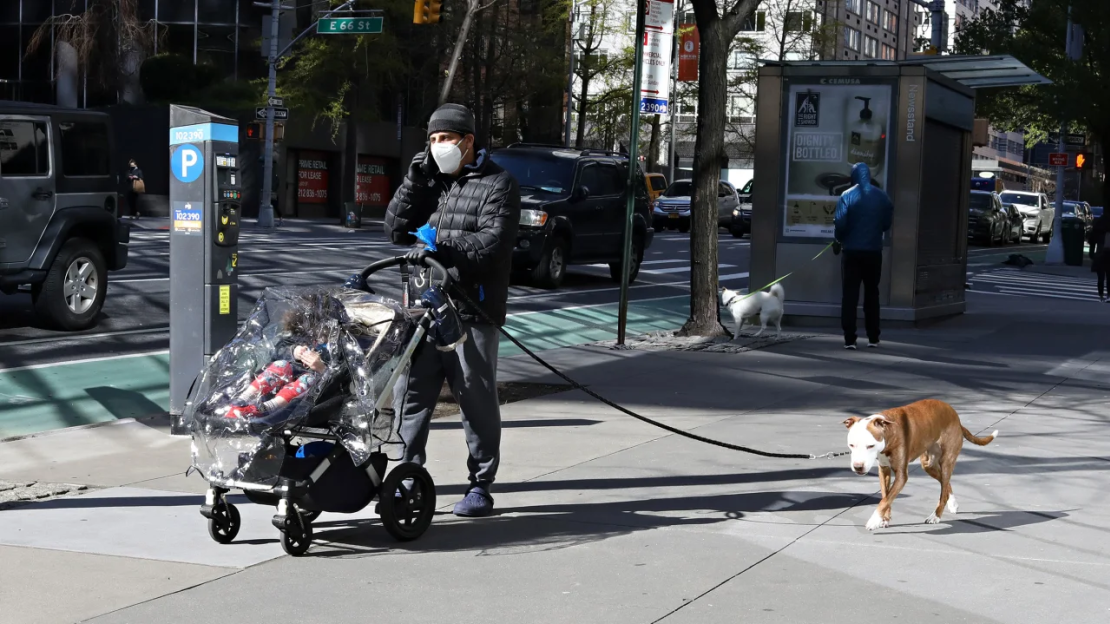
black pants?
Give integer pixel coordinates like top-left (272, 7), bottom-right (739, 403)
top-left (841, 250), bottom-right (882, 345)
top-left (1098, 269), bottom-right (1106, 299)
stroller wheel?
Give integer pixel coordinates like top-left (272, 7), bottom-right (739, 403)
top-left (281, 520), bottom-right (313, 557)
top-left (379, 462), bottom-right (436, 542)
top-left (208, 502), bottom-right (241, 544)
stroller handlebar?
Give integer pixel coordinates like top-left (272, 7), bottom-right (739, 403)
top-left (359, 255), bottom-right (452, 290)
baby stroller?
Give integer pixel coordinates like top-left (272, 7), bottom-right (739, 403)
top-left (184, 256), bottom-right (458, 556)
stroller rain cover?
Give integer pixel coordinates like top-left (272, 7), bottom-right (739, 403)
top-left (184, 286), bottom-right (413, 486)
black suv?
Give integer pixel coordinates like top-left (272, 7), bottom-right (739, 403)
top-left (729, 178), bottom-right (753, 238)
top-left (0, 102), bottom-right (130, 330)
top-left (489, 144), bottom-right (654, 289)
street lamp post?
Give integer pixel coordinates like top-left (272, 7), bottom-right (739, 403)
top-left (564, 1), bottom-right (576, 148)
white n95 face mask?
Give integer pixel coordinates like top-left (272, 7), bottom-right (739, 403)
top-left (431, 140), bottom-right (467, 174)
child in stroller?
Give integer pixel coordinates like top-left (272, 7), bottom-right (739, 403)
top-left (220, 293), bottom-right (341, 420)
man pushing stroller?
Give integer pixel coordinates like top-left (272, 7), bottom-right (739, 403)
top-left (384, 103), bottom-right (521, 517)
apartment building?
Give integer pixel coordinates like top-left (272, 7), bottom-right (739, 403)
top-left (817, 0), bottom-right (918, 61)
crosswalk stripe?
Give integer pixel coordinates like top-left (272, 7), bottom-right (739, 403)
top-left (969, 268), bottom-right (1099, 302)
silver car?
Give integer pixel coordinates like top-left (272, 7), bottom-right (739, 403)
top-left (651, 179), bottom-right (740, 234)
top-left (998, 190), bottom-right (1055, 243)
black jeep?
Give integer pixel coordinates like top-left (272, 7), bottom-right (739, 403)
top-left (489, 144), bottom-right (654, 289)
top-left (0, 102), bottom-right (130, 330)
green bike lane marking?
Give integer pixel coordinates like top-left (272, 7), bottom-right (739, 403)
top-left (0, 296), bottom-right (691, 440)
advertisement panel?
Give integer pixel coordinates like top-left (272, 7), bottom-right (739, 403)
top-left (678, 25), bottom-right (699, 82)
top-left (356, 156), bottom-right (391, 206)
top-left (297, 151), bottom-right (329, 204)
top-left (639, 0), bottom-right (674, 115)
top-left (782, 82), bottom-right (893, 238)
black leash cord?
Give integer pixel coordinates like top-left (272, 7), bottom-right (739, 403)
top-left (450, 288), bottom-right (847, 461)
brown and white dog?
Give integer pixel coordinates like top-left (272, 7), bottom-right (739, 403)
top-left (843, 399), bottom-right (998, 531)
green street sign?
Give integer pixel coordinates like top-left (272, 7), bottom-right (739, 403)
top-left (317, 17), bottom-right (383, 34)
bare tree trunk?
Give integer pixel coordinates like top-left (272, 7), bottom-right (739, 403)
top-left (575, 72), bottom-right (591, 148)
top-left (647, 114), bottom-right (662, 173)
top-left (680, 0), bottom-right (759, 337)
top-left (440, 0), bottom-right (481, 105)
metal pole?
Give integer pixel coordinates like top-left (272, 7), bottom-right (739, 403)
top-left (668, 2), bottom-right (678, 183)
top-left (564, 1), bottom-right (575, 147)
top-left (930, 0), bottom-right (944, 52)
top-left (1046, 4), bottom-right (1073, 265)
top-left (259, 0), bottom-right (279, 229)
top-left (617, 0), bottom-right (647, 346)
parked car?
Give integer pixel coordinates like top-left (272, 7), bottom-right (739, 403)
top-left (0, 102), bottom-right (130, 330)
top-left (1091, 206), bottom-right (1104, 219)
top-left (489, 144), bottom-right (654, 289)
top-left (644, 172), bottom-right (667, 202)
top-left (730, 178), bottom-right (753, 238)
top-left (998, 200), bottom-right (1024, 244)
top-left (968, 190), bottom-right (1008, 246)
top-left (998, 190), bottom-right (1054, 242)
top-left (652, 179), bottom-right (739, 233)
top-left (1062, 200), bottom-right (1094, 236)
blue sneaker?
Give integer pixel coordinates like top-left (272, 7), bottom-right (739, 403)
top-left (453, 485), bottom-right (494, 517)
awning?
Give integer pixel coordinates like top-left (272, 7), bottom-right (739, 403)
top-left (761, 55), bottom-right (1052, 89)
top-left (899, 55), bottom-right (1052, 88)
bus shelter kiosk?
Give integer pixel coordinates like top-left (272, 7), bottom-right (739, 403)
top-left (168, 105), bottom-right (242, 433)
top-left (749, 60), bottom-right (1010, 324)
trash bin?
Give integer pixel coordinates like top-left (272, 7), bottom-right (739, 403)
top-left (345, 202), bottom-right (362, 229)
top-left (1061, 218), bottom-right (1085, 266)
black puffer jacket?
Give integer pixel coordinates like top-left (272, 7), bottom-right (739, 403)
top-left (384, 150), bottom-right (521, 325)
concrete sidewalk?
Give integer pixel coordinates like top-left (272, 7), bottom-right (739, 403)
top-left (1, 291), bottom-right (1108, 624)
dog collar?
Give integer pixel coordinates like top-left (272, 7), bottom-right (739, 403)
top-left (722, 293), bottom-right (742, 307)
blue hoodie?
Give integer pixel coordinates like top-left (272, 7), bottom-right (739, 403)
top-left (833, 162), bottom-right (894, 252)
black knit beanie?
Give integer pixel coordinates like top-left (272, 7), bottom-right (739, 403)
top-left (427, 103), bottom-right (476, 137)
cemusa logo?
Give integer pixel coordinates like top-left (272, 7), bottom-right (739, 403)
top-left (819, 78), bottom-right (861, 85)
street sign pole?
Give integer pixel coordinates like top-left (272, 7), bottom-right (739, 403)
top-left (617, 0), bottom-right (647, 346)
top-left (258, 0), bottom-right (279, 229)
top-left (1047, 3), bottom-right (1080, 264)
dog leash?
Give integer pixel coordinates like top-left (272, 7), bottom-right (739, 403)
top-left (450, 285), bottom-right (849, 461)
top-left (733, 241), bottom-right (835, 302)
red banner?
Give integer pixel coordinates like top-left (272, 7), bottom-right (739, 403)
top-left (297, 151), bottom-right (329, 204)
top-left (356, 156), bottom-right (392, 206)
top-left (678, 25), bottom-right (699, 82)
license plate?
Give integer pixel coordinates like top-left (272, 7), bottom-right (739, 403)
top-left (669, 213), bottom-right (679, 219)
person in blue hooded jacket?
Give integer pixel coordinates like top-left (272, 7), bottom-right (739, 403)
top-left (833, 162), bottom-right (893, 349)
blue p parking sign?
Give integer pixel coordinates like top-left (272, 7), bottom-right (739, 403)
top-left (171, 145), bottom-right (204, 183)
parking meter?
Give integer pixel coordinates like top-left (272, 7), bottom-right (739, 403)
top-left (168, 105), bottom-right (241, 433)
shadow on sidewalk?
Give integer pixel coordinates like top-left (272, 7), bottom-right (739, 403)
top-left (308, 489), bottom-right (872, 559)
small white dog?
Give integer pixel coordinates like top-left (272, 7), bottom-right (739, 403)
top-left (720, 283), bottom-right (784, 337)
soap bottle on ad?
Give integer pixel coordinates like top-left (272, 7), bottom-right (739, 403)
top-left (846, 96), bottom-right (883, 175)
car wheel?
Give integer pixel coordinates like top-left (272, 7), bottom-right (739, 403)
top-left (32, 238), bottom-right (107, 331)
top-left (730, 226), bottom-right (744, 239)
top-left (531, 237), bottom-right (568, 289)
top-left (1041, 228), bottom-right (1052, 243)
top-left (678, 224), bottom-right (690, 234)
top-left (609, 237), bottom-right (644, 284)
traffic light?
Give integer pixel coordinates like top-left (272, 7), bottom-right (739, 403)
top-left (245, 122), bottom-right (262, 140)
top-left (413, 0), bottom-right (442, 24)
top-left (1076, 152), bottom-right (1087, 169)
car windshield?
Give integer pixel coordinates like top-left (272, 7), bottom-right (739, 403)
top-left (648, 176), bottom-right (668, 191)
top-left (489, 151), bottom-right (575, 194)
top-left (999, 192), bottom-right (1037, 206)
top-left (740, 179), bottom-right (753, 194)
top-left (969, 194), bottom-right (994, 211)
top-left (664, 181), bottom-right (693, 197)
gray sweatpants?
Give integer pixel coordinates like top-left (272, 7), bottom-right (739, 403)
top-left (393, 322), bottom-right (501, 486)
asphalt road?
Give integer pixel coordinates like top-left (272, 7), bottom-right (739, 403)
top-left (0, 219), bottom-right (754, 371)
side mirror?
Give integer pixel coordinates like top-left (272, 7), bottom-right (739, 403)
top-left (571, 185), bottom-right (590, 202)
